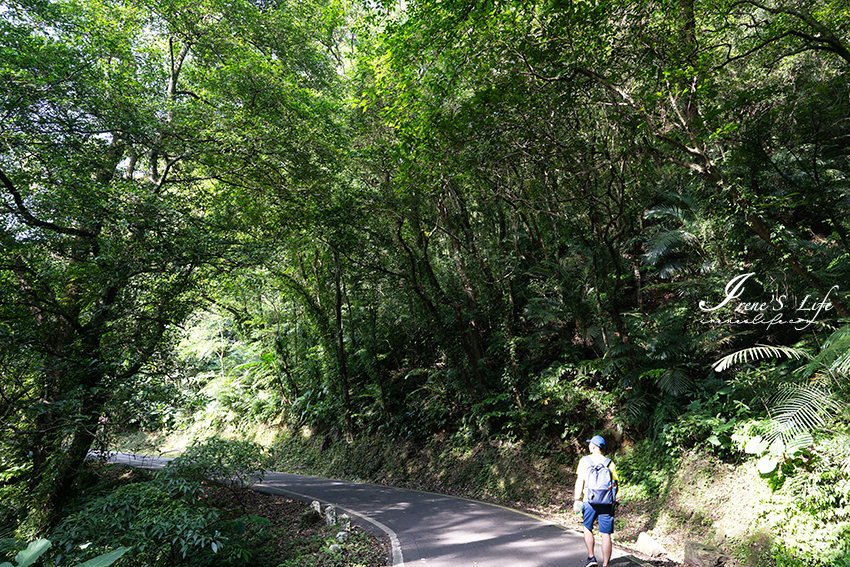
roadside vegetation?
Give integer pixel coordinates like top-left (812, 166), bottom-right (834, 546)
top-left (2, 0), bottom-right (849, 566)
top-left (0, 439), bottom-right (387, 567)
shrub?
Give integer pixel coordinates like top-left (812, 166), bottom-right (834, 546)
top-left (49, 445), bottom-right (274, 567)
top-left (0, 538), bottom-right (127, 567)
top-left (51, 481), bottom-right (228, 566)
top-left (163, 438), bottom-right (268, 490)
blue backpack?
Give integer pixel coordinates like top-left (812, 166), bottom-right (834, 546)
top-left (583, 457), bottom-right (615, 505)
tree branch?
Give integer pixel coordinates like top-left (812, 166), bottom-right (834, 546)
top-left (731, 0), bottom-right (850, 65)
top-left (0, 168), bottom-right (95, 238)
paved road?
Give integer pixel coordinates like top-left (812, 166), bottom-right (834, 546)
top-left (111, 452), bottom-right (642, 567)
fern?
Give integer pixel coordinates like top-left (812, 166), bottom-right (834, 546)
top-left (768, 384), bottom-right (843, 445)
top-left (713, 342), bottom-right (847, 453)
top-left (831, 349), bottom-right (850, 378)
top-left (832, 434), bottom-right (850, 474)
top-left (644, 205), bottom-right (689, 222)
top-left (625, 391), bottom-right (653, 423)
top-left (783, 454), bottom-right (847, 510)
top-left (643, 229), bottom-right (699, 266)
top-left (803, 323), bottom-right (850, 382)
top-left (654, 367), bottom-right (695, 397)
top-left (696, 326), bottom-right (736, 354)
top-left (657, 258), bottom-right (691, 280)
top-left (712, 344), bottom-right (809, 372)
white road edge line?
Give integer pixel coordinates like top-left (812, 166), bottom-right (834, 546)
top-left (253, 483), bottom-right (405, 567)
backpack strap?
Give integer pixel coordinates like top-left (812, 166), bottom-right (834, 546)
top-left (583, 456), bottom-right (611, 471)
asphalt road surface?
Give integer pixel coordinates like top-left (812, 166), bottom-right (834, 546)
top-left (110, 452), bottom-right (643, 567)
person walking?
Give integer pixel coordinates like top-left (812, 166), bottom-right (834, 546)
top-left (573, 435), bottom-right (618, 567)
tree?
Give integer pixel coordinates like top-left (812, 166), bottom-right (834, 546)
top-left (1, 0), bottom-right (215, 530)
top-left (340, 0), bottom-right (849, 438)
top-left (0, 0), bottom-right (341, 531)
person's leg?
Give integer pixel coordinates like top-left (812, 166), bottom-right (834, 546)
top-left (597, 505), bottom-right (615, 566)
top-left (583, 527), bottom-right (595, 558)
top-left (581, 503), bottom-right (598, 563)
top-left (600, 533), bottom-right (612, 566)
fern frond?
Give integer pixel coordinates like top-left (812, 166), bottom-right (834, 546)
top-left (644, 230), bottom-right (699, 265)
top-left (834, 434), bottom-right (850, 474)
top-left (695, 326), bottom-right (737, 354)
top-left (769, 384), bottom-right (844, 443)
top-left (655, 367), bottom-right (695, 397)
top-left (831, 350), bottom-right (850, 378)
top-left (605, 342), bottom-right (640, 359)
top-left (644, 205), bottom-right (687, 222)
top-left (625, 391), bottom-right (653, 423)
top-left (658, 259), bottom-right (690, 279)
top-left (713, 344), bottom-right (810, 372)
top-left (819, 323), bottom-right (850, 378)
top-left (784, 457), bottom-right (840, 504)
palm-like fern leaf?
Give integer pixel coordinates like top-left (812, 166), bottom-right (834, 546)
top-left (655, 367), bottom-right (695, 397)
top-left (769, 384), bottom-right (843, 445)
top-left (712, 344), bottom-right (810, 372)
top-left (803, 323), bottom-right (850, 379)
top-left (644, 205), bottom-right (689, 222)
top-left (644, 230), bottom-right (699, 266)
top-left (712, 326), bottom-right (850, 488)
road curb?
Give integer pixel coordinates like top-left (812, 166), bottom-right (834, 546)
top-left (253, 481), bottom-right (405, 567)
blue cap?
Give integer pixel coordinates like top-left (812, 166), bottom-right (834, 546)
top-left (586, 435), bottom-right (606, 447)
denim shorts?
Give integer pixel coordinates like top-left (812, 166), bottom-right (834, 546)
top-left (582, 502), bottom-right (615, 534)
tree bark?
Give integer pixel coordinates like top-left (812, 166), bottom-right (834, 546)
top-left (333, 250), bottom-right (354, 442)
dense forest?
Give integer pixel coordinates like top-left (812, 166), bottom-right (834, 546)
top-left (1, 0), bottom-right (849, 565)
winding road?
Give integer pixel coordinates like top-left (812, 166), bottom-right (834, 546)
top-left (110, 452), bottom-right (644, 567)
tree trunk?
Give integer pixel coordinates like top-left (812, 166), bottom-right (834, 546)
top-left (333, 250), bottom-right (353, 442)
top-left (33, 384), bottom-right (106, 532)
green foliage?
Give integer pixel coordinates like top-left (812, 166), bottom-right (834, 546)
top-left (164, 438), bottom-right (269, 490)
top-left (613, 440), bottom-right (673, 504)
top-left (269, 428), bottom-right (574, 508)
top-left (0, 538), bottom-right (128, 567)
top-left (48, 457), bottom-right (278, 567)
top-left (1, 0), bottom-right (345, 529)
top-left (4, 0), bottom-right (850, 560)
top-left (714, 324), bottom-right (850, 565)
top-left (0, 539), bottom-right (51, 567)
top-left (52, 481), bottom-right (224, 566)
top-left (718, 325), bottom-right (850, 466)
top-left (173, 311), bottom-right (290, 431)
top-left (275, 519), bottom-right (384, 567)
top-left (524, 360), bottom-right (615, 443)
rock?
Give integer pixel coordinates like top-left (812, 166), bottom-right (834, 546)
top-left (324, 504), bottom-right (337, 526)
top-left (336, 531), bottom-right (349, 543)
top-left (684, 541), bottom-right (729, 567)
top-left (337, 514), bottom-right (351, 531)
top-left (299, 502), bottom-right (323, 527)
top-left (328, 544), bottom-right (341, 553)
top-left (635, 532), bottom-right (666, 557)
